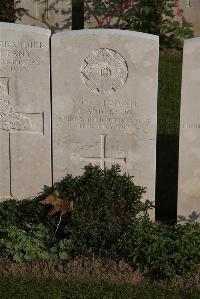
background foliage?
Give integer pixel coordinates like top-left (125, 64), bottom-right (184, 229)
top-left (87, 0), bottom-right (193, 48)
top-left (0, 1), bottom-right (193, 48)
top-left (0, 0), bottom-right (14, 22)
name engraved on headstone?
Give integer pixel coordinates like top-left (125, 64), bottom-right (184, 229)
top-left (54, 98), bottom-right (151, 130)
top-left (0, 40), bottom-right (47, 72)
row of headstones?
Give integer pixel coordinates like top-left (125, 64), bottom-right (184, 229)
top-left (14, 0), bottom-right (110, 31)
top-left (14, 0), bottom-right (103, 31)
top-left (15, 0), bottom-right (72, 31)
top-left (14, 0), bottom-right (200, 37)
top-left (0, 23), bottom-right (198, 221)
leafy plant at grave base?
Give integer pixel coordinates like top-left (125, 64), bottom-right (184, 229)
top-left (47, 164), bottom-right (152, 257)
top-left (1, 164), bottom-right (200, 279)
top-left (0, 195), bottom-right (54, 229)
top-left (89, 0), bottom-right (193, 49)
top-left (118, 221), bottom-right (200, 278)
top-left (0, 223), bottom-right (74, 262)
top-left (0, 224), bottom-right (53, 262)
top-left (0, 164), bottom-right (152, 262)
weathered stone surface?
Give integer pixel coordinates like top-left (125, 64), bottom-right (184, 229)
top-left (52, 29), bottom-right (159, 218)
top-left (178, 37), bottom-right (200, 222)
top-left (179, 0), bottom-right (200, 37)
top-left (0, 23), bottom-right (51, 201)
top-left (15, 0), bottom-right (71, 31)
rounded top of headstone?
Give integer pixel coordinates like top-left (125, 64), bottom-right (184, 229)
top-left (52, 29), bottom-right (159, 42)
top-left (184, 37), bottom-right (200, 46)
top-left (0, 22), bottom-right (51, 36)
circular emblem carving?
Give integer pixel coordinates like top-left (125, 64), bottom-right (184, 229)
top-left (80, 48), bottom-right (128, 95)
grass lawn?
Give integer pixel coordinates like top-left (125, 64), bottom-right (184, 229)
top-left (158, 54), bottom-right (182, 136)
top-left (1, 275), bottom-right (200, 299)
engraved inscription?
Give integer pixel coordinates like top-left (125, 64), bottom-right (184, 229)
top-left (55, 97), bottom-right (151, 130)
top-left (82, 134), bottom-right (126, 170)
top-left (0, 40), bottom-right (46, 72)
top-left (81, 49), bottom-right (128, 95)
top-left (182, 123), bottom-right (200, 129)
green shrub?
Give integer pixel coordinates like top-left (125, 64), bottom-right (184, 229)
top-left (52, 164), bottom-right (152, 257)
top-left (0, 223), bottom-right (74, 262)
top-left (94, 0), bottom-right (193, 48)
top-left (0, 224), bottom-right (55, 262)
top-left (0, 197), bottom-right (52, 228)
top-left (1, 165), bottom-right (200, 279)
top-left (118, 221), bottom-right (200, 278)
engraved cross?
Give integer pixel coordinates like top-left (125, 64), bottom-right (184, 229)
top-left (0, 78), bottom-right (44, 199)
top-left (82, 134), bottom-right (126, 170)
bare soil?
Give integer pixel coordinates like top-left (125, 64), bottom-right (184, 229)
top-left (0, 257), bottom-right (143, 285)
top-left (0, 256), bottom-right (200, 288)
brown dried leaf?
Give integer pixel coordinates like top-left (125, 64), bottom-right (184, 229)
top-left (40, 191), bottom-right (74, 216)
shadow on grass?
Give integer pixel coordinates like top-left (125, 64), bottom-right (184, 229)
top-left (156, 134), bottom-right (179, 223)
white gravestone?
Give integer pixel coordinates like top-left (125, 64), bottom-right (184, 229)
top-left (15, 0), bottom-right (71, 31)
top-left (52, 30), bottom-right (159, 218)
top-left (178, 38), bottom-right (200, 222)
top-left (0, 23), bottom-right (51, 201)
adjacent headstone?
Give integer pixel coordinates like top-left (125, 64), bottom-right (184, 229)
top-left (15, 0), bottom-right (72, 31)
top-left (178, 37), bottom-right (200, 222)
top-left (0, 23), bottom-right (51, 201)
top-left (52, 29), bottom-right (159, 218)
top-left (179, 0), bottom-right (200, 37)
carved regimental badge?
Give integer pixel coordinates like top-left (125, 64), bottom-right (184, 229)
top-left (0, 78), bottom-right (31, 131)
top-left (0, 98), bottom-right (31, 131)
top-left (81, 48), bottom-right (128, 95)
